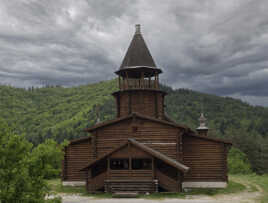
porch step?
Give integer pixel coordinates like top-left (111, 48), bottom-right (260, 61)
top-left (105, 179), bottom-right (158, 193)
top-left (112, 192), bottom-right (138, 198)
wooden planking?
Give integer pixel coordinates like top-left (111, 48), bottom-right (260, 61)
top-left (95, 118), bottom-right (179, 159)
top-left (65, 140), bottom-right (92, 181)
top-left (116, 90), bottom-right (164, 119)
top-left (105, 179), bottom-right (157, 193)
top-left (109, 170), bottom-right (153, 180)
top-left (156, 169), bottom-right (179, 192)
top-left (183, 135), bottom-right (226, 181)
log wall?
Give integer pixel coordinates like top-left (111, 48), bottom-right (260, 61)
top-left (64, 139), bottom-right (92, 181)
top-left (115, 90), bottom-right (164, 119)
top-left (182, 135), bottom-right (227, 182)
top-left (96, 118), bottom-right (179, 160)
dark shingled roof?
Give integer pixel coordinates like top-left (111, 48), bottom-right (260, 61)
top-left (119, 24), bottom-right (156, 69)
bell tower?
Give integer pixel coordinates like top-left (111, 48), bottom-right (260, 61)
top-left (113, 25), bottom-right (166, 119)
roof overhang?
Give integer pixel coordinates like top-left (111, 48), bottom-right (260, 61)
top-left (84, 112), bottom-right (187, 133)
top-left (115, 66), bottom-right (162, 78)
top-left (112, 89), bottom-right (167, 97)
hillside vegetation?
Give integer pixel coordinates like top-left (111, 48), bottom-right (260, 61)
top-left (0, 79), bottom-right (268, 173)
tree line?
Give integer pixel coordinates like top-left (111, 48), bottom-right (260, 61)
top-left (0, 79), bottom-right (268, 174)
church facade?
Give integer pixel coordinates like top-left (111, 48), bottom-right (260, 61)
top-left (62, 25), bottom-right (231, 193)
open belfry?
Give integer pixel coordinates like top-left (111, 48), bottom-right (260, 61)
top-left (62, 25), bottom-right (232, 193)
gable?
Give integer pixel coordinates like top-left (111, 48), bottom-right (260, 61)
top-left (81, 138), bottom-right (189, 173)
top-left (94, 115), bottom-right (181, 159)
top-left (85, 112), bottom-right (187, 133)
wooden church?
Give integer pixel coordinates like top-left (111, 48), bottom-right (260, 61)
top-left (62, 25), bottom-right (232, 193)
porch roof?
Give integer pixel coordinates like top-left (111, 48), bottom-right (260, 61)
top-left (80, 138), bottom-right (189, 173)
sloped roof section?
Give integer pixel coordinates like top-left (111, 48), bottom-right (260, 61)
top-left (128, 138), bottom-right (189, 173)
top-left (120, 25), bottom-right (156, 69)
top-left (80, 141), bottom-right (128, 171)
top-left (83, 112), bottom-right (231, 145)
top-left (84, 112), bottom-right (187, 132)
top-left (81, 138), bottom-right (189, 173)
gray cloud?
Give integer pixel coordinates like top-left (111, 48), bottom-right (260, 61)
top-left (0, 0), bottom-right (268, 106)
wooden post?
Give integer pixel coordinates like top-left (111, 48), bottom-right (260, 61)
top-left (223, 144), bottom-right (228, 182)
top-left (156, 74), bottom-right (159, 89)
top-left (154, 93), bottom-right (158, 118)
top-left (107, 158), bottom-right (110, 178)
top-left (128, 92), bottom-right (132, 114)
top-left (154, 71), bottom-right (157, 88)
top-left (92, 134), bottom-right (97, 159)
top-left (152, 158), bottom-right (155, 179)
top-left (141, 72), bottom-right (144, 88)
top-left (126, 71), bottom-right (129, 89)
top-left (117, 94), bottom-right (120, 118)
top-left (118, 76), bottom-right (121, 90)
top-left (128, 142), bottom-right (132, 171)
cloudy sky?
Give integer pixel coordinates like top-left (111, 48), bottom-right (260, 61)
top-left (0, 0), bottom-right (268, 106)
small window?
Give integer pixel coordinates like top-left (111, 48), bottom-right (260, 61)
top-left (132, 159), bottom-right (152, 170)
top-left (110, 159), bottom-right (129, 170)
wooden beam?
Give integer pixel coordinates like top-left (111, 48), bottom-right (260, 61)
top-left (154, 93), bottom-right (158, 118)
top-left (92, 133), bottom-right (97, 159)
top-left (126, 71), bottom-right (129, 89)
top-left (117, 94), bottom-right (120, 118)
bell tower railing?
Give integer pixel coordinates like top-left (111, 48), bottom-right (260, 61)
top-left (119, 76), bottom-right (159, 90)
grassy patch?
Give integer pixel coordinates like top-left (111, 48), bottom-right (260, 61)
top-left (233, 174), bottom-right (268, 203)
top-left (46, 179), bottom-right (86, 194)
top-left (184, 180), bottom-right (245, 196)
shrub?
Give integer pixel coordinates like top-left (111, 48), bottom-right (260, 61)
top-left (228, 147), bottom-right (252, 174)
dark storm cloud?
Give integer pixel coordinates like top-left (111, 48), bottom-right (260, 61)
top-left (0, 0), bottom-right (268, 106)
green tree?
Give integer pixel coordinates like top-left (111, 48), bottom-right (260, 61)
top-left (32, 139), bottom-right (68, 179)
top-left (228, 147), bottom-right (252, 174)
top-left (0, 120), bottom-right (62, 202)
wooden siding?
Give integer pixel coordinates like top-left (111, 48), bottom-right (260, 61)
top-left (108, 170), bottom-right (153, 180)
top-left (182, 135), bottom-right (227, 182)
top-left (95, 118), bottom-right (179, 160)
top-left (116, 91), bottom-right (164, 119)
top-left (64, 140), bottom-right (92, 181)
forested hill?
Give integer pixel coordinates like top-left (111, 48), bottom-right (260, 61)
top-left (0, 79), bottom-right (268, 173)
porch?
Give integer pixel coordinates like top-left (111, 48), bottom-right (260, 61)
top-left (82, 139), bottom-right (189, 193)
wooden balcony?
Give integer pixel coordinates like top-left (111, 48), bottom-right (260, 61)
top-left (119, 78), bottom-right (159, 90)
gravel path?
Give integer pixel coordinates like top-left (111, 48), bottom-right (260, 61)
top-left (61, 196), bottom-right (222, 203)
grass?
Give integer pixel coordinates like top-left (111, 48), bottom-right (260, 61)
top-left (184, 180), bottom-right (246, 196)
top-left (46, 179), bottom-right (86, 194)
